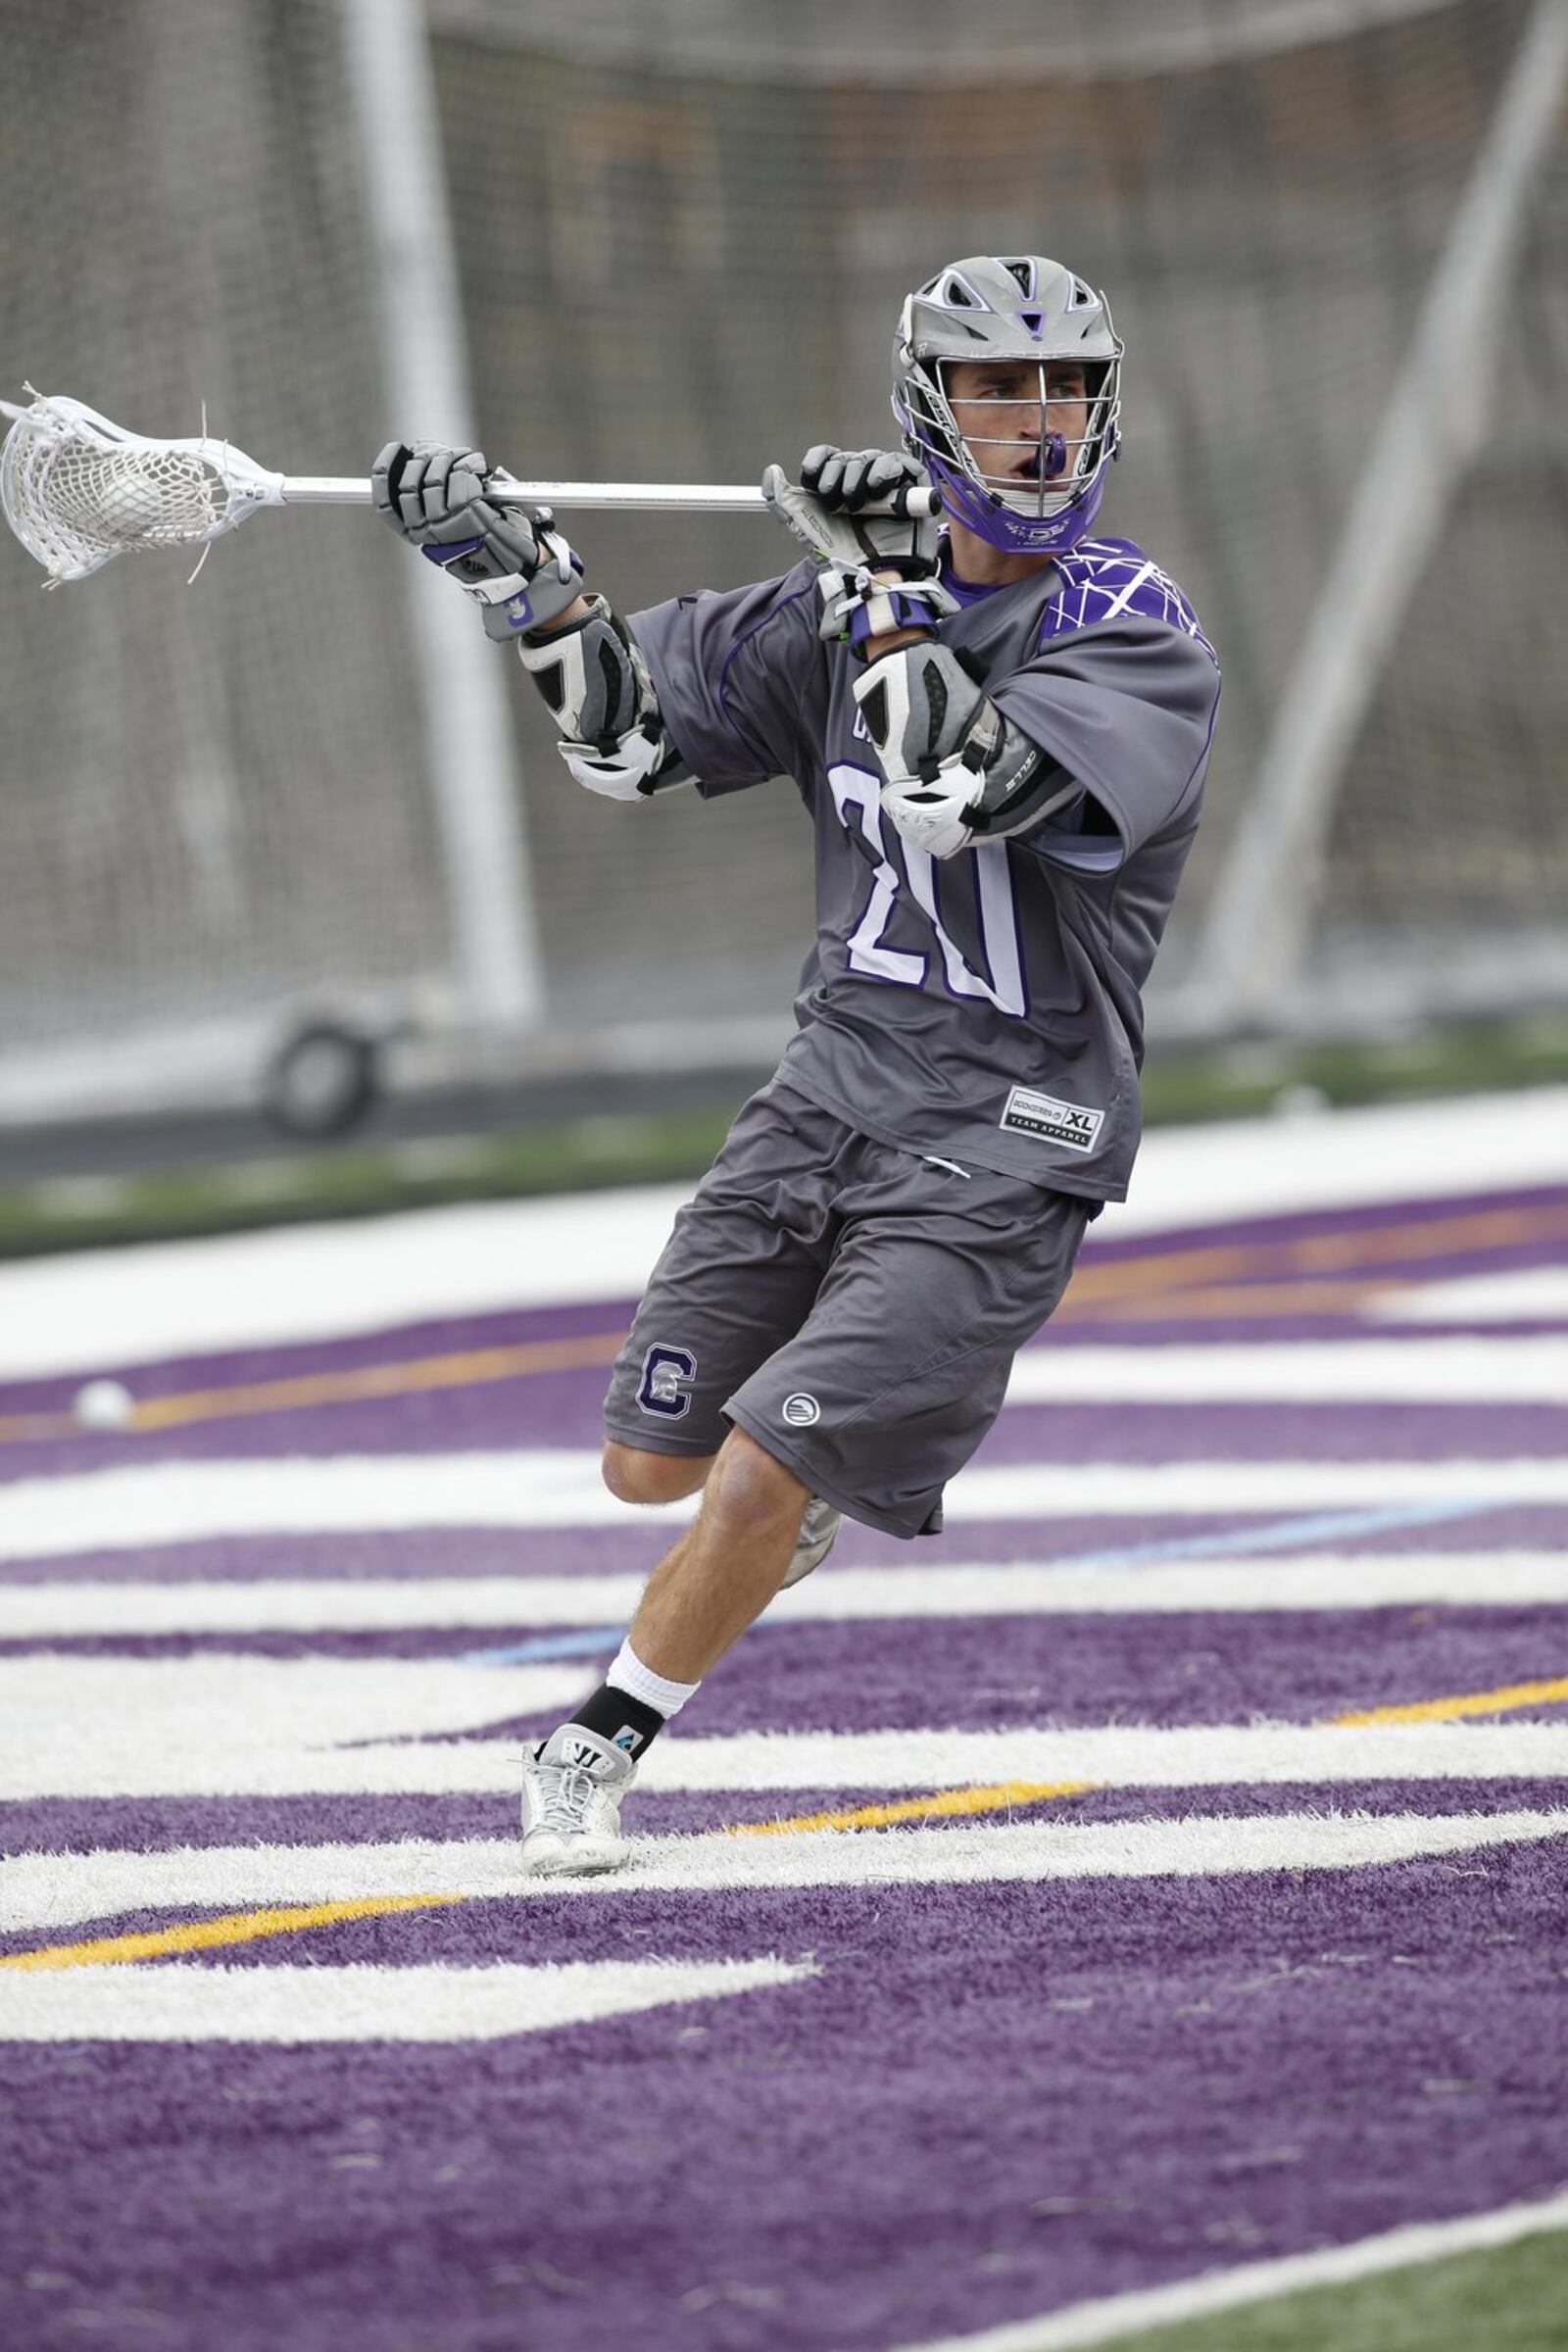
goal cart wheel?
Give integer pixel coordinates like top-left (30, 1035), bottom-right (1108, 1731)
top-left (263, 1019), bottom-right (381, 1141)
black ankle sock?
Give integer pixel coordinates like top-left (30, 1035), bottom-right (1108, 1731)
top-left (568, 1681), bottom-right (665, 1758)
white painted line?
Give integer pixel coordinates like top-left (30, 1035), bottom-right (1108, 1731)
top-left (946, 1459), bottom-right (1568, 1522)
top-left (0, 1574), bottom-right (655, 1638)
top-left (7, 1660), bottom-right (1568, 1800)
top-left (5, 1809), bottom-right (1565, 1936)
top-left (9, 1452), bottom-right (1568, 1564)
top-left (769, 1552), bottom-right (1568, 1618)
top-left (0, 1453), bottom-right (689, 1562)
top-left (0, 1654), bottom-right (588, 1803)
top-left (3, 1087), bottom-right (1565, 1379)
top-left (0, 1187), bottom-right (690, 1382)
top-left (9, 1550), bottom-right (1568, 1639)
top-left (1006, 1336), bottom-right (1568, 1403)
top-left (634, 1723), bottom-right (1568, 1795)
top-left (0, 1956), bottom-right (812, 2043)
top-left (1368, 1267), bottom-right (1568, 1326)
top-left (895, 2182), bottom-right (1568, 2351)
top-left (0, 1836), bottom-right (524, 1934)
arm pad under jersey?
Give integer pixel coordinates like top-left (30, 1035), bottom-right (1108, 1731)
top-left (514, 595), bottom-right (689, 801)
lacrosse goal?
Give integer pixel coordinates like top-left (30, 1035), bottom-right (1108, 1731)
top-left (0, 0), bottom-right (1563, 1126)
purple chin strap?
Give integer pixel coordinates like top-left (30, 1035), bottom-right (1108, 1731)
top-left (923, 446), bottom-right (1107, 556)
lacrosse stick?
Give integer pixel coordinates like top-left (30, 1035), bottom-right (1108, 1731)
top-left (0, 389), bottom-right (941, 586)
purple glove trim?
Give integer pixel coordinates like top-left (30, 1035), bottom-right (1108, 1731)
top-left (846, 586), bottom-right (942, 654)
top-left (421, 536), bottom-right (487, 566)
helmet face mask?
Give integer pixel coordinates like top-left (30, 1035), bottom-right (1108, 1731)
top-left (892, 256), bottom-right (1122, 556)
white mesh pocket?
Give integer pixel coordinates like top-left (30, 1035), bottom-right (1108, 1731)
top-left (0, 392), bottom-right (270, 582)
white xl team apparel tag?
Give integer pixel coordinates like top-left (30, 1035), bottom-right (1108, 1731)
top-left (1000, 1086), bottom-right (1104, 1152)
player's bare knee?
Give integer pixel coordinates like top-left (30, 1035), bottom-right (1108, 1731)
top-left (601, 1441), bottom-right (711, 1507)
top-left (706, 1427), bottom-right (810, 1537)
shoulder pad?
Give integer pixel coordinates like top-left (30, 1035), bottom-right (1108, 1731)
top-left (1041, 539), bottom-right (1216, 663)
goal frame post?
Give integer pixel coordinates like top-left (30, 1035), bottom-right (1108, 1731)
top-left (342, 0), bottom-right (544, 1032)
top-left (1181, 0), bottom-right (1568, 1036)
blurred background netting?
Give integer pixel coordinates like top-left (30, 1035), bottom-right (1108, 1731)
top-left (1, 0), bottom-right (1564, 1123)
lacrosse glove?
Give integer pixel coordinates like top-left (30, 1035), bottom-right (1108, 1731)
top-left (854, 641), bottom-right (1080, 859)
top-left (761, 446), bottom-right (956, 656)
top-left (371, 440), bottom-right (584, 641)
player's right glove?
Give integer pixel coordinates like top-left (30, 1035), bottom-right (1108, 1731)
top-left (371, 440), bottom-right (585, 641)
top-left (761, 446), bottom-right (956, 656)
top-left (854, 639), bottom-right (1080, 859)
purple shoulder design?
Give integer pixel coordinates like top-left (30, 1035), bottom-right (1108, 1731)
top-left (1038, 535), bottom-right (1217, 665)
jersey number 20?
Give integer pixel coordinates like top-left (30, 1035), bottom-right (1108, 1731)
top-left (828, 764), bottom-right (1025, 1018)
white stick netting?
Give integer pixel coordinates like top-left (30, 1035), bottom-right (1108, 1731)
top-left (0, 392), bottom-right (270, 583)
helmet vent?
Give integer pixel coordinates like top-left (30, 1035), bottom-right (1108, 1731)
top-left (940, 270), bottom-right (981, 309)
top-left (1066, 277), bottom-right (1100, 312)
top-left (999, 258), bottom-right (1037, 298)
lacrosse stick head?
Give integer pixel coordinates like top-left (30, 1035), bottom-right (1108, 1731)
top-left (0, 389), bottom-right (284, 583)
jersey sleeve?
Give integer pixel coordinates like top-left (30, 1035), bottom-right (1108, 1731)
top-left (626, 560), bottom-right (824, 799)
top-left (990, 605), bottom-right (1221, 875)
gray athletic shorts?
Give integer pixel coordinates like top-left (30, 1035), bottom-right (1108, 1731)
top-left (603, 1078), bottom-right (1095, 1540)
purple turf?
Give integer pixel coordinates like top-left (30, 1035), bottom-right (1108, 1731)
top-left (2, 1850), bottom-right (1566, 2351)
top-left (5, 1182), bottom-right (1568, 2349)
top-left (11, 1602), bottom-right (1565, 1728)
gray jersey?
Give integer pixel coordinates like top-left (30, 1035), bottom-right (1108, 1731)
top-left (628, 535), bottom-right (1220, 1200)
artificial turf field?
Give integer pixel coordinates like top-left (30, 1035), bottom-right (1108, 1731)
top-left (2, 1089), bottom-right (1567, 2351)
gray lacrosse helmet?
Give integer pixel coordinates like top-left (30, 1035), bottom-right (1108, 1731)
top-left (892, 255), bottom-right (1122, 557)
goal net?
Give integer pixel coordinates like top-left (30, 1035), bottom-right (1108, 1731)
top-left (0, 0), bottom-right (1562, 1122)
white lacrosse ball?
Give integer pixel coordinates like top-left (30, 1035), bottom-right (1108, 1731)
top-left (92, 470), bottom-right (156, 539)
top-left (74, 1377), bottom-right (134, 1431)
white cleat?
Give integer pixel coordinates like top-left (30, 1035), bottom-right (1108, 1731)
top-left (780, 1494), bottom-right (842, 1591)
top-left (520, 1722), bottom-right (638, 1877)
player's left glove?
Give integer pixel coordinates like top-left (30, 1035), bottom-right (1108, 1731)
top-left (853, 640), bottom-right (1081, 859)
top-left (761, 446), bottom-right (956, 655)
top-left (371, 440), bottom-right (585, 641)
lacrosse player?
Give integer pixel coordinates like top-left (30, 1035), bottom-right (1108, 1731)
top-left (374, 255), bottom-right (1220, 1875)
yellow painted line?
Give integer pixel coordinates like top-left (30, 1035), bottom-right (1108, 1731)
top-left (1286, 1202), bottom-right (1568, 1274)
top-left (1336, 1675), bottom-right (1568, 1729)
top-left (730, 1780), bottom-right (1094, 1838)
top-left (124, 1333), bottom-right (625, 1431)
top-left (6, 1200), bottom-right (1565, 1442)
top-left (0, 1332), bottom-right (627, 1445)
top-left (0, 1410), bottom-right (75, 1443)
top-left (0, 1892), bottom-right (466, 1973)
top-left (7, 1656), bottom-right (1568, 1970)
top-left (0, 1785), bottom-right (1096, 1970)
top-left (1068, 1276), bottom-right (1415, 1323)
top-left (1060, 1200), bottom-right (1568, 1312)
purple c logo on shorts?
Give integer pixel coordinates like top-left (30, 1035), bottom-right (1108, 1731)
top-left (637, 1344), bottom-right (697, 1419)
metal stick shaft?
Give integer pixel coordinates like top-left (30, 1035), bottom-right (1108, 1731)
top-left (277, 477), bottom-right (944, 516)
top-left (279, 476), bottom-right (772, 512)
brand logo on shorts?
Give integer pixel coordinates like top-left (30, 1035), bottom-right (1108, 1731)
top-left (637, 1344), bottom-right (697, 1419)
top-left (781, 1393), bottom-right (821, 1428)
top-left (1000, 1085), bottom-right (1103, 1152)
